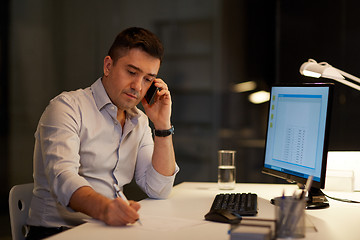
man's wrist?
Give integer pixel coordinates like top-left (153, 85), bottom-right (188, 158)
top-left (153, 121), bottom-right (171, 130)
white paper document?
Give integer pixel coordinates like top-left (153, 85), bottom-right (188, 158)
top-left (134, 215), bottom-right (207, 232)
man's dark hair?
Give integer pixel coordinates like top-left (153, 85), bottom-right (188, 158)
top-left (108, 27), bottom-right (164, 64)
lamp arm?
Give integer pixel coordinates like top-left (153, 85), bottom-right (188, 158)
top-left (335, 68), bottom-right (360, 84)
top-left (332, 78), bottom-right (360, 91)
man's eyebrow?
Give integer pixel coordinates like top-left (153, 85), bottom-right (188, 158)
top-left (128, 64), bottom-right (157, 78)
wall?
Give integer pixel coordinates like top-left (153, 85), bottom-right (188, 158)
top-left (8, 0), bottom-right (224, 187)
top-left (6, 0), bottom-right (360, 194)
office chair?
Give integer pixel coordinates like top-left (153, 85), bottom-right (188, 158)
top-left (9, 183), bottom-right (34, 240)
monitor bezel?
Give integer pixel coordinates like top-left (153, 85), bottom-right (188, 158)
top-left (262, 82), bottom-right (334, 189)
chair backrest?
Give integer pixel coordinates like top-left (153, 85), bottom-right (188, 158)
top-left (9, 183), bottom-right (34, 240)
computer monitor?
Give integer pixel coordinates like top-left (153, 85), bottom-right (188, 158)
top-left (262, 83), bottom-right (334, 209)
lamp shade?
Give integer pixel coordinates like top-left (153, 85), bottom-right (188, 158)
top-left (300, 59), bottom-right (360, 91)
top-left (300, 59), bottom-right (345, 81)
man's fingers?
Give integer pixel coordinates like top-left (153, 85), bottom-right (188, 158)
top-left (129, 200), bottom-right (141, 211)
top-left (104, 198), bottom-right (140, 225)
top-left (115, 198), bottom-right (140, 221)
top-left (154, 78), bottom-right (168, 91)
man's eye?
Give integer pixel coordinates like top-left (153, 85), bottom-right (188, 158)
top-left (128, 70), bottom-right (136, 75)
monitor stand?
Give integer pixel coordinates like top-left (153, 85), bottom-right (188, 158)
top-left (306, 187), bottom-right (329, 209)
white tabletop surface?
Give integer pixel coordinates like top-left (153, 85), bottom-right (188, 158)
top-left (47, 182), bottom-right (360, 240)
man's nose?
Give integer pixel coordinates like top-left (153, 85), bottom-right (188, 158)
top-left (130, 77), bottom-right (142, 92)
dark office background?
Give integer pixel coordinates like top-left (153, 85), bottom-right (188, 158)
top-left (1, 0), bottom-right (360, 239)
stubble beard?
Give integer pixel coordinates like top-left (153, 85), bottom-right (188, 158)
top-left (116, 89), bottom-right (141, 111)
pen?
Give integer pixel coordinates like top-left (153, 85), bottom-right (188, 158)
top-left (113, 183), bottom-right (143, 225)
top-left (304, 175), bottom-right (313, 196)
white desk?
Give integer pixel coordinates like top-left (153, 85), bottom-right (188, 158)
top-left (48, 182), bottom-right (360, 240)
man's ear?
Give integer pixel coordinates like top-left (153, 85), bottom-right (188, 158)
top-left (103, 56), bottom-right (113, 77)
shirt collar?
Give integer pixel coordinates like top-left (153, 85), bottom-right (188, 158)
top-left (91, 78), bottom-right (141, 119)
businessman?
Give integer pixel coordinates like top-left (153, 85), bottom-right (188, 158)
top-left (26, 27), bottom-right (179, 239)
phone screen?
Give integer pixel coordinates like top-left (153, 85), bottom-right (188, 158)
top-left (144, 82), bottom-right (159, 105)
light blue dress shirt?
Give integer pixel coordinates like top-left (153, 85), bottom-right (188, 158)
top-left (27, 78), bottom-right (178, 227)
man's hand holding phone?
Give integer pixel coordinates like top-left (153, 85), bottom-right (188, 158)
top-left (142, 78), bottom-right (172, 130)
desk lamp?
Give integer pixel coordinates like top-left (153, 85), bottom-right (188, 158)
top-left (300, 59), bottom-right (360, 195)
top-left (299, 59), bottom-right (360, 91)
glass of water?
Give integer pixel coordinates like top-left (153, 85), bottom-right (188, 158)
top-left (218, 150), bottom-right (236, 190)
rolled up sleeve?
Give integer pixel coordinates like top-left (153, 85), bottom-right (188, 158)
top-left (38, 95), bottom-right (91, 207)
top-left (144, 164), bottom-right (179, 199)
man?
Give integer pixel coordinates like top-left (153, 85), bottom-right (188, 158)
top-left (26, 27), bottom-right (179, 239)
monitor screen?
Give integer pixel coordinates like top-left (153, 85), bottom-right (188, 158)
top-left (262, 83), bottom-right (333, 191)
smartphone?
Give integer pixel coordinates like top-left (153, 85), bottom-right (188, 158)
top-left (144, 81), bottom-right (159, 105)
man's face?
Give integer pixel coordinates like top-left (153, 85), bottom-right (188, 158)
top-left (102, 48), bottom-right (161, 111)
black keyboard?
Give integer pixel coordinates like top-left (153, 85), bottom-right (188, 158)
top-left (208, 193), bottom-right (258, 216)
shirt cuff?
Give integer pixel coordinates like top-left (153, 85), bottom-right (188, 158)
top-left (144, 164), bottom-right (180, 199)
top-left (54, 172), bottom-right (92, 207)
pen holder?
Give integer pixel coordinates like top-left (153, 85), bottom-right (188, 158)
top-left (274, 196), bottom-right (305, 239)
